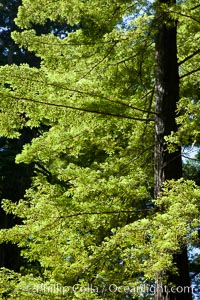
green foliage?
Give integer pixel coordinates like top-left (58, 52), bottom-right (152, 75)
top-left (0, 0), bottom-right (199, 298)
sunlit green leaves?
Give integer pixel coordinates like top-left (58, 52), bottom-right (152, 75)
top-left (0, 0), bottom-right (200, 298)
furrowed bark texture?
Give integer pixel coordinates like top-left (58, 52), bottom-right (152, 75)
top-left (154, 1), bottom-right (192, 299)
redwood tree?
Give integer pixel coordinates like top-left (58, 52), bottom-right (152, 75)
top-left (154, 0), bottom-right (192, 299)
top-left (0, 0), bottom-right (199, 299)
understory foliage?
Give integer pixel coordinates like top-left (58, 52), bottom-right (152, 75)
top-left (0, 0), bottom-right (199, 299)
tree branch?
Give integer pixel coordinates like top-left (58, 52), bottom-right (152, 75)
top-left (48, 82), bottom-right (157, 115)
top-left (118, 144), bottom-right (154, 175)
top-left (78, 42), bottom-right (117, 81)
top-left (5, 73), bottom-right (156, 115)
top-left (179, 67), bottom-right (200, 79)
top-left (59, 208), bottom-right (152, 219)
top-left (182, 155), bottom-right (200, 162)
top-left (1, 92), bottom-right (154, 122)
top-left (191, 4), bottom-right (200, 11)
top-left (169, 10), bottom-right (200, 24)
top-left (178, 49), bottom-right (200, 66)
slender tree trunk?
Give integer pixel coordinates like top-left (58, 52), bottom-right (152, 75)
top-left (154, 1), bottom-right (192, 299)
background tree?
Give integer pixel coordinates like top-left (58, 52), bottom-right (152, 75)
top-left (0, 0), bottom-right (77, 272)
top-left (0, 0), bottom-right (37, 271)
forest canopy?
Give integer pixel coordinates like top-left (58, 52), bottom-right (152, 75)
top-left (0, 0), bottom-right (199, 299)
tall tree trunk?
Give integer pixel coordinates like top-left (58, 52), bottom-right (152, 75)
top-left (154, 1), bottom-right (192, 299)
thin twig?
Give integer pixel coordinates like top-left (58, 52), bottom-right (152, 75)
top-left (78, 42), bottom-right (117, 81)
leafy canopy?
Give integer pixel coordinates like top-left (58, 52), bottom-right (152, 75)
top-left (0, 0), bottom-right (199, 299)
